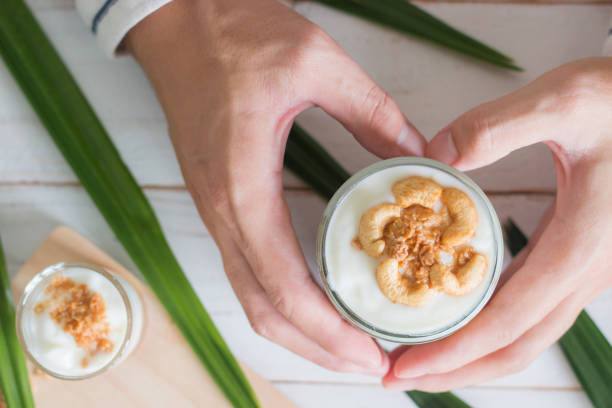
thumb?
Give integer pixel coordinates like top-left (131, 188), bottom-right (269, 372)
top-left (308, 55), bottom-right (426, 158)
top-left (426, 77), bottom-right (566, 171)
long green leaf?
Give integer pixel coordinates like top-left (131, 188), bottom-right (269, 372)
top-left (285, 125), bottom-right (351, 200)
top-left (373, 0), bottom-right (513, 63)
top-left (406, 391), bottom-right (471, 408)
top-left (0, 1), bottom-right (258, 407)
top-left (0, 235), bottom-right (35, 408)
top-left (309, 0), bottom-right (522, 71)
top-left (504, 219), bottom-right (612, 408)
top-left (503, 219), bottom-right (528, 257)
top-left (559, 312), bottom-right (612, 408)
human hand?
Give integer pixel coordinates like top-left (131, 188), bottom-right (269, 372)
top-left (384, 57), bottom-right (612, 390)
top-left (126, 0), bottom-right (426, 374)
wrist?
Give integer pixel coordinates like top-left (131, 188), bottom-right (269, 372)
top-left (124, 0), bottom-right (214, 119)
top-left (124, 1), bottom-right (193, 63)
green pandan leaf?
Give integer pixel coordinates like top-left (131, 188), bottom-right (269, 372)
top-left (0, 235), bottom-right (35, 408)
top-left (309, 0), bottom-right (522, 71)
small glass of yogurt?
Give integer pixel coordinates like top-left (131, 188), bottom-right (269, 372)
top-left (317, 157), bottom-right (503, 344)
top-left (16, 262), bottom-right (144, 380)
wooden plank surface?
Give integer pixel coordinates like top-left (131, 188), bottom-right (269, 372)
top-left (0, 186), bottom-right (610, 408)
top-left (1, 2), bottom-right (610, 191)
top-left (1, 0), bottom-right (612, 406)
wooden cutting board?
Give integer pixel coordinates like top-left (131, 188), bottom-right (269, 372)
top-left (10, 226), bottom-right (295, 408)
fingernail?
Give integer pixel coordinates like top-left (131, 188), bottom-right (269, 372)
top-left (382, 373), bottom-right (416, 390)
top-left (393, 359), bottom-right (428, 379)
top-left (365, 347), bottom-right (386, 370)
top-left (352, 345), bottom-right (386, 372)
top-left (395, 367), bottom-right (427, 379)
top-left (344, 360), bottom-right (387, 377)
top-left (397, 123), bottom-right (425, 156)
top-left (427, 129), bottom-right (458, 165)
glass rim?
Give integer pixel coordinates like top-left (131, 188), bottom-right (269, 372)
top-left (16, 262), bottom-right (135, 380)
top-left (316, 157), bottom-right (504, 344)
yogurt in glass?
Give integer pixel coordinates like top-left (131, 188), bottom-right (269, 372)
top-left (17, 262), bottom-right (143, 379)
top-left (317, 158), bottom-right (503, 343)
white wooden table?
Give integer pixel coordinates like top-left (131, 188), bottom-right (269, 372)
top-left (1, 1), bottom-right (611, 407)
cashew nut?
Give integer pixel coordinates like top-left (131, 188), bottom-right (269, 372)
top-left (392, 176), bottom-right (442, 209)
top-left (358, 203), bottom-right (402, 258)
top-left (441, 188), bottom-right (478, 247)
top-left (430, 253), bottom-right (487, 296)
top-left (353, 176), bottom-right (488, 306)
top-left (376, 258), bottom-right (435, 306)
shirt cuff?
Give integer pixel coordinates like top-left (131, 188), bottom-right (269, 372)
top-left (76, 0), bottom-right (173, 58)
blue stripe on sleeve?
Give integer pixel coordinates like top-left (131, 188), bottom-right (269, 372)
top-left (92, 0), bottom-right (119, 33)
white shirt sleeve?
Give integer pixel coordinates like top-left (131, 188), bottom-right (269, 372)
top-left (76, 0), bottom-right (172, 58)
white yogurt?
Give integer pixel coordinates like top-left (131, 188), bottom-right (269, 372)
top-left (324, 163), bottom-right (498, 335)
top-left (18, 264), bottom-right (143, 378)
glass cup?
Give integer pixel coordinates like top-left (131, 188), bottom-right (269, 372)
top-left (16, 262), bottom-right (144, 380)
top-left (317, 157), bottom-right (504, 344)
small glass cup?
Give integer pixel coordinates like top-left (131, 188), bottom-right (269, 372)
top-left (317, 157), bottom-right (504, 344)
top-left (16, 262), bottom-right (144, 380)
